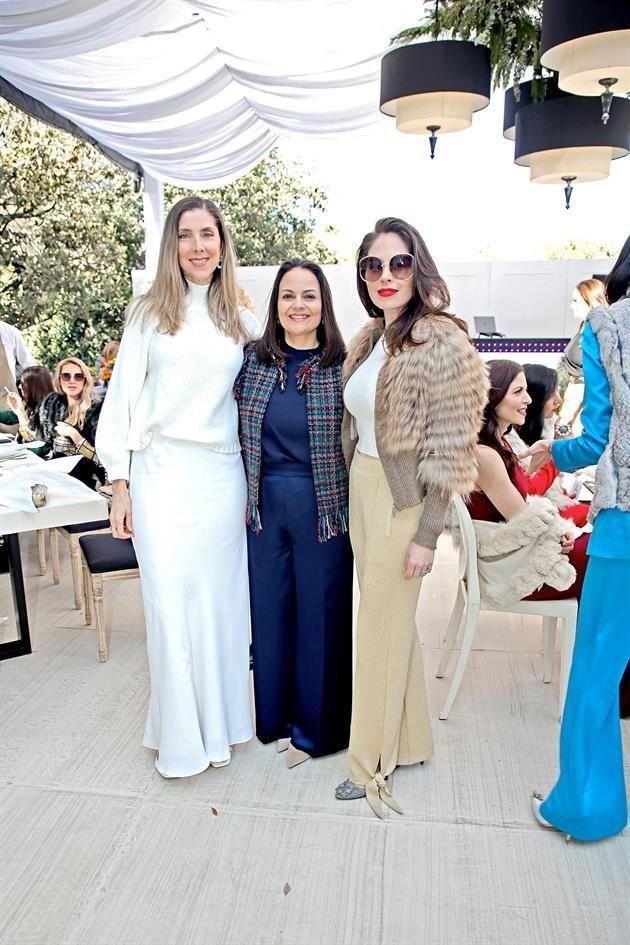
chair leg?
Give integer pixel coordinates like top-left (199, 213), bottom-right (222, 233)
top-left (559, 614), bottom-right (577, 721)
top-left (82, 561), bottom-right (93, 627)
top-left (69, 536), bottom-right (83, 610)
top-left (436, 584), bottom-right (466, 678)
top-left (542, 616), bottom-right (557, 684)
top-left (92, 573), bottom-right (108, 662)
top-left (439, 602), bottom-right (480, 721)
top-left (37, 529), bottom-right (47, 576)
top-left (50, 529), bottom-right (61, 584)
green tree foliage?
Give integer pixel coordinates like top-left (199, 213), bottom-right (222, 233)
top-left (0, 100), bottom-right (143, 368)
top-left (1, 101), bottom-right (337, 368)
top-left (166, 149), bottom-right (338, 266)
top-left (392, 0), bottom-right (543, 90)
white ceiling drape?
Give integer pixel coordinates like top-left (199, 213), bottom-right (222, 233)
top-left (0, 0), bottom-right (416, 185)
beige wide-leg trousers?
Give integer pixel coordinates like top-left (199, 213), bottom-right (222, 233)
top-left (348, 451), bottom-right (434, 817)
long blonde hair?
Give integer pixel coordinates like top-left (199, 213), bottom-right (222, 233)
top-left (54, 357), bottom-right (95, 428)
top-left (130, 196), bottom-right (246, 342)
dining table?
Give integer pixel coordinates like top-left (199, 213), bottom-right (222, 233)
top-left (0, 449), bottom-right (108, 661)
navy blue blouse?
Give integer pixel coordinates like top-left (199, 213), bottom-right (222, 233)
top-left (261, 344), bottom-right (321, 475)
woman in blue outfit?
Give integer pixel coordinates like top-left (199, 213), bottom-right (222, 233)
top-left (523, 234), bottom-right (630, 841)
top-left (235, 259), bottom-right (353, 768)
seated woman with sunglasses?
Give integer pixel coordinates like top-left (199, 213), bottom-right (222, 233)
top-left (335, 217), bottom-right (488, 817)
top-left (18, 357), bottom-right (104, 487)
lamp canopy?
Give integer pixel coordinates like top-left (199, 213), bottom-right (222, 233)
top-left (541, 0), bottom-right (630, 99)
top-left (503, 76), bottom-right (570, 140)
top-left (380, 41), bottom-right (490, 149)
top-left (514, 95), bottom-right (630, 198)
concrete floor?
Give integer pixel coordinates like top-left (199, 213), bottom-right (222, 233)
top-left (0, 532), bottom-right (628, 945)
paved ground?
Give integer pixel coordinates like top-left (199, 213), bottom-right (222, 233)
top-left (1, 532), bottom-right (628, 945)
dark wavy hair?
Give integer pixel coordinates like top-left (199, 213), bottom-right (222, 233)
top-left (18, 365), bottom-right (53, 416)
top-left (518, 363), bottom-right (558, 446)
top-left (255, 259), bottom-right (345, 368)
top-left (355, 217), bottom-right (468, 355)
top-left (478, 360), bottom-right (525, 474)
top-left (605, 233), bottom-right (630, 304)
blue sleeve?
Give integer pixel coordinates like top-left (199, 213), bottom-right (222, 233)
top-left (551, 322), bottom-right (612, 472)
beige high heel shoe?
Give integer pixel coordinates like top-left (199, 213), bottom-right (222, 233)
top-left (286, 744), bottom-right (311, 768)
top-left (277, 738), bottom-right (291, 753)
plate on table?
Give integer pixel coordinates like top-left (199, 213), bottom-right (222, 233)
top-left (24, 441), bottom-right (46, 451)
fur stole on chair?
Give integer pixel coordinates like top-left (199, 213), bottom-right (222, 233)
top-left (464, 497), bottom-right (576, 607)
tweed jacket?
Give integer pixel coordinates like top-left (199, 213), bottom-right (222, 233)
top-left (589, 296), bottom-right (630, 517)
top-left (342, 315), bottom-right (489, 549)
top-left (235, 344), bottom-right (348, 542)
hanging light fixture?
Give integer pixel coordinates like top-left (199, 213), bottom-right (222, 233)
top-left (513, 95), bottom-right (630, 208)
top-left (503, 76), bottom-right (569, 140)
top-left (541, 0), bottom-right (630, 124)
top-left (380, 1), bottom-right (490, 159)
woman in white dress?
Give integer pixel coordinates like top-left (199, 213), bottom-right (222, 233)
top-left (97, 196), bottom-right (258, 778)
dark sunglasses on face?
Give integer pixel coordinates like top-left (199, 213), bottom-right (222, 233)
top-left (60, 371), bottom-right (85, 382)
top-left (359, 253), bottom-right (414, 283)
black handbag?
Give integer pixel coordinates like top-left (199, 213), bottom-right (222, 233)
top-left (0, 536), bottom-right (9, 574)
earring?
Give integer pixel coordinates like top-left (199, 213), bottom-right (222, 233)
top-left (216, 260), bottom-right (222, 270)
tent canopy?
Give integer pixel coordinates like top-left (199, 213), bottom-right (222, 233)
top-left (0, 0), bottom-right (415, 186)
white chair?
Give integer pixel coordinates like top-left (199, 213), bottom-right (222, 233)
top-left (437, 495), bottom-right (578, 721)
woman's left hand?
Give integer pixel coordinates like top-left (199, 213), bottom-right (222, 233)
top-left (560, 531), bottom-right (575, 555)
top-left (55, 421), bottom-right (81, 445)
top-left (404, 542), bottom-right (434, 580)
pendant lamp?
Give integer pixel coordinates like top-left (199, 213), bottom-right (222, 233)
top-left (503, 76), bottom-right (569, 140)
top-left (541, 0), bottom-right (630, 124)
top-left (513, 95), bottom-right (630, 208)
top-left (380, 40), bottom-right (491, 158)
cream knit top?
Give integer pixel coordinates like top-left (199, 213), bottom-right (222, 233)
top-left (343, 335), bottom-right (388, 457)
top-left (96, 281), bottom-right (259, 482)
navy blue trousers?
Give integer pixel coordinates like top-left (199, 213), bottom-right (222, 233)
top-left (247, 473), bottom-right (353, 757)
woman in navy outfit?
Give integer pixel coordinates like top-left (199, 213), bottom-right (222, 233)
top-left (235, 259), bottom-right (352, 768)
top-left (524, 235), bottom-right (630, 841)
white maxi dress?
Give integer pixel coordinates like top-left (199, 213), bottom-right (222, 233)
top-left (96, 282), bottom-right (256, 776)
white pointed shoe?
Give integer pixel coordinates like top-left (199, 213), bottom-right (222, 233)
top-left (531, 793), bottom-right (572, 842)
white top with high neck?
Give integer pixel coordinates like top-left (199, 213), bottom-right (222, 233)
top-left (343, 336), bottom-right (388, 458)
top-left (96, 280), bottom-right (259, 481)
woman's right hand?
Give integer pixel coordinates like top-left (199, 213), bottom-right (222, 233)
top-left (6, 391), bottom-right (26, 417)
top-left (560, 530), bottom-right (575, 555)
top-left (110, 480), bottom-right (134, 539)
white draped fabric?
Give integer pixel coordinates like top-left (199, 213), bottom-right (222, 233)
top-left (0, 0), bottom-right (417, 185)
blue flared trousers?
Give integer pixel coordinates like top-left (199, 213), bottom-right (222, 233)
top-left (247, 472), bottom-right (353, 757)
top-left (541, 556), bottom-right (630, 841)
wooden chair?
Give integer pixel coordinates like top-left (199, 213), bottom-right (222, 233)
top-left (50, 519), bottom-right (111, 608)
top-left (437, 495), bottom-right (578, 721)
top-left (79, 533), bottom-right (139, 662)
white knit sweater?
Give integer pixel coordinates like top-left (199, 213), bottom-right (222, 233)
top-left (96, 281), bottom-right (259, 481)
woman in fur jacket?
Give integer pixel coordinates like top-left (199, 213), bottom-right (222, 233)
top-left (523, 235), bottom-right (630, 841)
top-left (334, 217), bottom-right (488, 818)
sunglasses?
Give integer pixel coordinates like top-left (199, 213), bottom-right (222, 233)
top-left (359, 253), bottom-right (414, 284)
top-left (60, 371), bottom-right (85, 382)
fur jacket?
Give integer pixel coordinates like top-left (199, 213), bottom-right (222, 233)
top-left (589, 296), bottom-right (630, 516)
top-left (342, 315), bottom-right (489, 496)
top-left (471, 496), bottom-right (576, 607)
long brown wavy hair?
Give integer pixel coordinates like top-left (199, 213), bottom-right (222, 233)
top-left (129, 196), bottom-right (247, 342)
top-left (478, 359), bottom-right (525, 475)
top-left (19, 365), bottom-right (53, 416)
top-left (356, 217), bottom-right (468, 354)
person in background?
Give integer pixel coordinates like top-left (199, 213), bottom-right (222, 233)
top-left (558, 278), bottom-right (606, 438)
top-left (523, 234), bottom-right (630, 840)
top-left (506, 363), bottom-right (589, 528)
top-left (335, 217), bottom-right (488, 817)
top-left (17, 358), bottom-right (104, 486)
top-left (0, 320), bottom-right (35, 431)
top-left (94, 340), bottom-right (120, 398)
top-left (4, 365), bottom-right (54, 451)
top-left (470, 359), bottom-right (588, 604)
top-left (97, 196), bottom-right (259, 779)
top-left (235, 259), bottom-right (352, 769)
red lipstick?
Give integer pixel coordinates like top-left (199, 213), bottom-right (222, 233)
top-left (377, 288), bottom-right (397, 297)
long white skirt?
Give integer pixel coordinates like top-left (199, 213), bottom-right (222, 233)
top-left (130, 434), bottom-right (253, 777)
